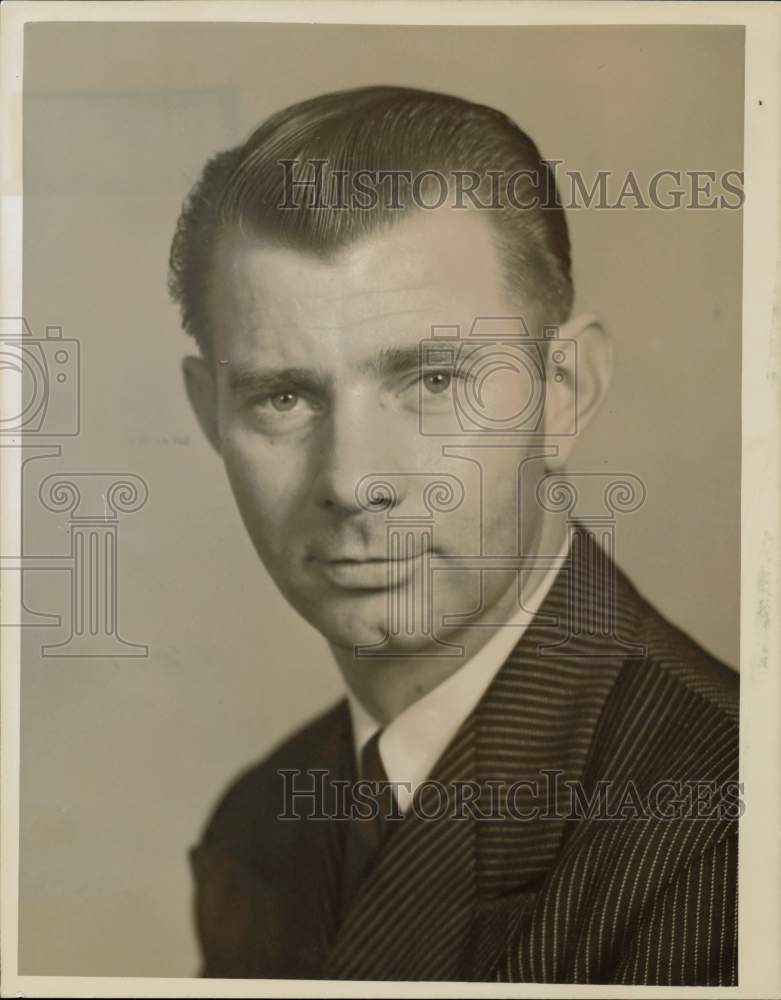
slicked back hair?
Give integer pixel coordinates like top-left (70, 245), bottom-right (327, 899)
top-left (168, 86), bottom-right (574, 355)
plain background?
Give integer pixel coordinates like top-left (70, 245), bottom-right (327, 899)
top-left (19, 23), bottom-right (742, 976)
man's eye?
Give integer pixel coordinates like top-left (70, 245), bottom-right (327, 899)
top-left (422, 371), bottom-right (452, 394)
top-left (244, 390), bottom-right (319, 429)
top-left (270, 391), bottom-right (299, 411)
top-left (247, 390), bottom-right (302, 413)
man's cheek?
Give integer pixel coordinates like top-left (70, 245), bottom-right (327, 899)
top-left (234, 474), bottom-right (288, 527)
top-left (221, 448), bottom-right (283, 527)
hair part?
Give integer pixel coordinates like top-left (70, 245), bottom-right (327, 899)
top-left (168, 85), bottom-right (574, 355)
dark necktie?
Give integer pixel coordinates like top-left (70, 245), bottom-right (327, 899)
top-left (339, 730), bottom-right (395, 913)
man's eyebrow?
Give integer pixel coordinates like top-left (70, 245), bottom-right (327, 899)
top-left (227, 346), bottom-right (442, 394)
top-left (355, 346), bottom-right (431, 378)
top-left (227, 366), bottom-right (328, 395)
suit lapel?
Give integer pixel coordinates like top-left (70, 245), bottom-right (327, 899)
top-left (325, 710), bottom-right (480, 980)
top-left (465, 532), bottom-right (643, 979)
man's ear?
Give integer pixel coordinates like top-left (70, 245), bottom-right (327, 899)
top-left (182, 355), bottom-right (222, 455)
top-left (543, 314), bottom-right (612, 466)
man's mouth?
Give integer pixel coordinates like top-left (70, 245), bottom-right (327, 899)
top-left (309, 548), bottom-right (432, 589)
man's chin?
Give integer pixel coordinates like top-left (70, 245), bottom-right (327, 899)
top-left (305, 594), bottom-right (443, 656)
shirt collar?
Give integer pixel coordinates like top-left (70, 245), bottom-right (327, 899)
top-left (345, 530), bottom-right (571, 812)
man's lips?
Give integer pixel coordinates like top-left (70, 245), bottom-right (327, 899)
top-left (309, 549), bottom-right (432, 589)
top-left (315, 553), bottom-right (426, 563)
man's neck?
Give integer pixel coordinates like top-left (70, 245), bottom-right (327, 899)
top-left (329, 511), bottom-right (567, 726)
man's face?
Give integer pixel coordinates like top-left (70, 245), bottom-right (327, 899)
top-left (198, 209), bottom-right (557, 652)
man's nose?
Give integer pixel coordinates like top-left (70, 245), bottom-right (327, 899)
top-left (312, 394), bottom-right (408, 514)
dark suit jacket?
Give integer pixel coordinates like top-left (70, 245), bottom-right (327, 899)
top-left (190, 532), bottom-right (739, 984)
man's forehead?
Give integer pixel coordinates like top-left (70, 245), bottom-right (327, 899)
top-left (205, 209), bottom-right (527, 374)
top-left (216, 299), bottom-right (472, 375)
top-left (212, 208), bottom-right (506, 318)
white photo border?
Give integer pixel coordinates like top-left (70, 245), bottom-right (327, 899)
top-left (1, 2), bottom-right (778, 997)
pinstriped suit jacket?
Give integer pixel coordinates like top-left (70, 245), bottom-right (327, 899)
top-left (190, 532), bottom-right (739, 984)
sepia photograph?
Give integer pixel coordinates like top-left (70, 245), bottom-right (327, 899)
top-left (1, 3), bottom-right (779, 997)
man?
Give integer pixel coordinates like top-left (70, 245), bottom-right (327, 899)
top-left (168, 86), bottom-right (738, 984)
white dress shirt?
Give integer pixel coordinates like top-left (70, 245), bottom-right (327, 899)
top-left (345, 533), bottom-right (570, 813)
